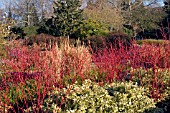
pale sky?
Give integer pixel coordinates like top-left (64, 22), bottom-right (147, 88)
top-left (144, 0), bottom-right (165, 7)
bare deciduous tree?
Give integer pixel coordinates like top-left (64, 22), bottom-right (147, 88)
top-left (1, 0), bottom-right (54, 26)
top-left (84, 0), bottom-right (124, 31)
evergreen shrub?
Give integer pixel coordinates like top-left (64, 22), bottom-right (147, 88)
top-left (41, 80), bottom-right (157, 113)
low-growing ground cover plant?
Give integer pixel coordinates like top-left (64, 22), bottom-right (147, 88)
top-left (38, 79), bottom-right (157, 113)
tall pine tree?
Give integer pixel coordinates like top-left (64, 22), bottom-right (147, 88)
top-left (42, 0), bottom-right (83, 37)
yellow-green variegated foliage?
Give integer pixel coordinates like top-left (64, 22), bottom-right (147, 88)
top-left (41, 80), bottom-right (157, 113)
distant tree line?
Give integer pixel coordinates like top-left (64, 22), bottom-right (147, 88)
top-left (0, 0), bottom-right (169, 40)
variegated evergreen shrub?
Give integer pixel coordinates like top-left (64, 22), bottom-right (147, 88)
top-left (41, 79), bottom-right (156, 113)
top-left (105, 81), bottom-right (156, 113)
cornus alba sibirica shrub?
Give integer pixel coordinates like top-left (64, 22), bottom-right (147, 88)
top-left (130, 67), bottom-right (170, 100)
top-left (40, 79), bottom-right (157, 113)
top-left (0, 40), bottom-right (92, 112)
top-left (92, 41), bottom-right (170, 99)
top-left (128, 43), bottom-right (170, 69)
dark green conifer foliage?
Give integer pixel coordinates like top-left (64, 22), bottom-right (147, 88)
top-left (47, 0), bottom-right (83, 36)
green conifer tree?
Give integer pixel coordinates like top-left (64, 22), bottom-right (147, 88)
top-left (46, 0), bottom-right (83, 37)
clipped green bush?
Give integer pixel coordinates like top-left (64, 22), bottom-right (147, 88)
top-left (72, 19), bottom-right (108, 40)
top-left (41, 79), bottom-right (156, 113)
top-left (136, 39), bottom-right (170, 46)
